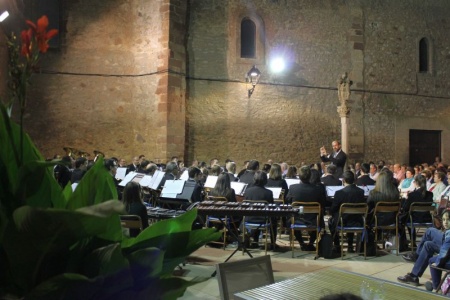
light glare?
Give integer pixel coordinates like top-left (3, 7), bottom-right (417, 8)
top-left (0, 11), bottom-right (9, 22)
top-left (270, 57), bottom-right (285, 73)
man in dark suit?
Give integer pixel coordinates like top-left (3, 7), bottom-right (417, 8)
top-left (328, 171), bottom-right (366, 252)
top-left (286, 166), bottom-right (326, 251)
top-left (238, 160), bottom-right (259, 187)
top-left (355, 163), bottom-right (376, 186)
top-left (320, 164), bottom-right (342, 186)
top-left (126, 156), bottom-right (140, 174)
top-left (158, 161), bottom-right (179, 190)
top-left (243, 171), bottom-right (276, 248)
top-left (320, 140), bottom-right (347, 179)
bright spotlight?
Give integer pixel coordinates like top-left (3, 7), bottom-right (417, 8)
top-left (270, 57), bottom-right (285, 73)
top-left (0, 11), bottom-right (9, 22)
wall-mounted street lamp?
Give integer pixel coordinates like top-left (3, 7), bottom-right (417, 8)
top-left (246, 65), bottom-right (261, 98)
top-left (0, 11), bottom-right (9, 22)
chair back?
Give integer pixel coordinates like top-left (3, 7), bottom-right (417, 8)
top-left (339, 203), bottom-right (368, 216)
top-left (120, 215), bottom-right (142, 230)
top-left (243, 200), bottom-right (269, 204)
top-left (208, 196), bottom-right (228, 202)
top-left (409, 202), bottom-right (436, 214)
top-left (216, 255), bottom-right (274, 300)
top-left (374, 201), bottom-right (400, 214)
top-left (292, 201), bottom-right (321, 215)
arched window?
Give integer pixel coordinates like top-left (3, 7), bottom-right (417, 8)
top-left (241, 18), bottom-right (256, 58)
top-left (419, 38), bottom-right (429, 73)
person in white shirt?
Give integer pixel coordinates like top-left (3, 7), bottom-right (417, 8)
top-left (369, 163), bottom-right (379, 181)
top-left (429, 171), bottom-right (447, 202)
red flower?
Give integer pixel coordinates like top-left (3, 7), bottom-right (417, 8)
top-left (20, 28), bottom-right (33, 57)
top-left (25, 15), bottom-right (58, 54)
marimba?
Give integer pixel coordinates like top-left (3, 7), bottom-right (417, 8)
top-left (197, 201), bottom-right (299, 217)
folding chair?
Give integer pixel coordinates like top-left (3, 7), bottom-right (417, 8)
top-left (120, 215), bottom-right (142, 237)
top-left (290, 201), bottom-right (321, 258)
top-left (408, 202), bottom-right (435, 252)
top-left (373, 201), bottom-right (400, 256)
top-left (206, 196), bottom-right (232, 249)
top-left (430, 264), bottom-right (450, 295)
top-left (216, 255), bottom-right (274, 300)
top-left (334, 203), bottom-right (368, 259)
top-left (242, 200), bottom-right (271, 255)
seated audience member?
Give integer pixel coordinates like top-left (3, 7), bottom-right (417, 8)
top-left (429, 171), bottom-right (447, 202)
top-left (398, 174), bottom-right (433, 250)
top-left (354, 162), bottom-right (361, 178)
top-left (369, 163), bottom-right (379, 181)
top-left (367, 170), bottom-right (400, 226)
top-left (421, 169), bottom-right (432, 190)
top-left (398, 167), bottom-right (415, 198)
top-left (122, 181), bottom-right (149, 237)
top-left (328, 171), bottom-right (366, 252)
top-left (393, 163), bottom-right (405, 184)
top-left (239, 160), bottom-right (260, 186)
top-left (397, 210), bottom-right (450, 287)
top-left (243, 171), bottom-right (277, 249)
top-left (285, 165), bottom-right (298, 179)
top-left (320, 164), bottom-right (342, 186)
top-left (158, 161), bottom-right (179, 190)
top-left (186, 166), bottom-right (204, 203)
top-left (266, 163), bottom-right (289, 200)
top-left (209, 173), bottom-right (236, 202)
top-left (427, 212), bottom-right (450, 291)
top-left (355, 163), bottom-right (376, 186)
top-left (225, 161), bottom-right (237, 182)
top-left (286, 166), bottom-right (326, 251)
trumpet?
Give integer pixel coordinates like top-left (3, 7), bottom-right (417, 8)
top-left (78, 151), bottom-right (91, 158)
top-left (63, 147), bottom-right (78, 159)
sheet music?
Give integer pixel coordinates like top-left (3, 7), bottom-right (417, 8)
top-left (326, 186), bottom-right (345, 197)
top-left (161, 180), bottom-right (186, 198)
top-left (119, 172), bottom-right (137, 187)
top-left (357, 185), bottom-right (375, 197)
top-left (131, 173), bottom-right (144, 183)
top-left (139, 175), bottom-right (153, 187)
top-left (179, 170), bottom-right (189, 181)
top-left (204, 175), bottom-right (218, 188)
top-left (285, 179), bottom-right (301, 188)
top-left (149, 170), bottom-right (165, 190)
top-left (231, 181), bottom-right (247, 196)
top-left (116, 167), bottom-right (127, 180)
top-left (266, 187), bottom-right (282, 199)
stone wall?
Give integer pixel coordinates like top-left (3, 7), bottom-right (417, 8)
top-left (3, 0), bottom-right (450, 166)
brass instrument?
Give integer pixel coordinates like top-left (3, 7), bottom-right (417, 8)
top-left (63, 147), bottom-right (78, 159)
top-left (78, 150), bottom-right (91, 158)
top-left (93, 150), bottom-right (105, 162)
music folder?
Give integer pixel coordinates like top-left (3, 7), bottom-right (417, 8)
top-left (116, 167), bottom-right (127, 180)
top-left (204, 175), bottom-right (218, 188)
top-left (148, 170), bottom-right (165, 190)
top-left (231, 181), bottom-right (248, 196)
top-left (159, 180), bottom-right (196, 203)
top-left (161, 180), bottom-right (186, 198)
top-left (266, 187), bottom-right (282, 200)
top-left (119, 172), bottom-right (137, 187)
top-left (357, 185), bottom-right (375, 197)
top-left (285, 178), bottom-right (301, 188)
top-left (326, 186), bottom-right (345, 197)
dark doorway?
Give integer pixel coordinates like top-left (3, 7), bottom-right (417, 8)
top-left (409, 129), bottom-right (441, 166)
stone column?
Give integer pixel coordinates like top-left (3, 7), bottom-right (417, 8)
top-left (337, 73), bottom-right (352, 154)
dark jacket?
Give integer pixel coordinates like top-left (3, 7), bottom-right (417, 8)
top-left (286, 182), bottom-right (326, 227)
top-left (330, 184), bottom-right (366, 227)
top-left (320, 175), bottom-right (342, 187)
top-left (127, 202), bottom-right (149, 237)
top-left (320, 150), bottom-right (347, 179)
top-left (266, 178), bottom-right (289, 200)
top-left (400, 188), bottom-right (433, 224)
top-left (356, 175), bottom-right (376, 186)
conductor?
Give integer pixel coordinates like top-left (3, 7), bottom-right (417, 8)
top-left (320, 140), bottom-right (347, 179)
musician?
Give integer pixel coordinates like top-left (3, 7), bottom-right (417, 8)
top-left (158, 161), bottom-right (179, 190)
top-left (266, 163), bottom-right (288, 200)
top-left (122, 181), bottom-right (149, 237)
top-left (355, 163), bottom-right (375, 186)
top-left (239, 160), bottom-right (260, 186)
top-left (320, 140), bottom-right (347, 179)
top-left (71, 157), bottom-right (88, 184)
top-left (209, 173), bottom-right (236, 202)
top-left (105, 158), bottom-right (122, 200)
top-left (118, 158), bottom-right (127, 168)
top-left (54, 156), bottom-right (72, 188)
top-left (320, 164), bottom-right (342, 186)
top-left (286, 166), bottom-right (326, 251)
top-left (187, 166), bottom-right (204, 203)
top-left (127, 156), bottom-right (140, 174)
top-left (243, 171), bottom-right (277, 249)
top-left (328, 171), bottom-right (366, 253)
top-left (225, 161), bottom-right (237, 182)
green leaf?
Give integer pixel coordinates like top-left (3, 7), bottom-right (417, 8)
top-left (3, 206), bottom-right (123, 294)
top-left (127, 247), bottom-right (164, 286)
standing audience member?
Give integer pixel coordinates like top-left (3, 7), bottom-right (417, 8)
top-left (122, 181), bottom-right (149, 237)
